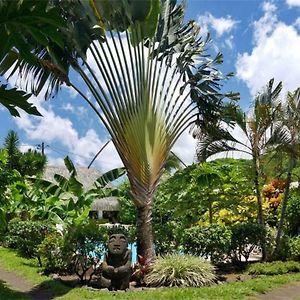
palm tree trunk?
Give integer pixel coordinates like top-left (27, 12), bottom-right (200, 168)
top-left (274, 157), bottom-right (295, 252)
top-left (253, 157), bottom-right (264, 226)
top-left (253, 155), bottom-right (266, 260)
top-left (136, 201), bottom-right (156, 262)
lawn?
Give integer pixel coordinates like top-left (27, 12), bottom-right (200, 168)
top-left (0, 247), bottom-right (300, 300)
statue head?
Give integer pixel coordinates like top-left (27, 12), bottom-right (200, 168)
top-left (107, 233), bottom-right (128, 255)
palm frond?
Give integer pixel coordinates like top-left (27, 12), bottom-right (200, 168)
top-left (267, 123), bottom-right (291, 146)
top-left (0, 0), bottom-right (70, 99)
top-left (196, 138), bottom-right (238, 162)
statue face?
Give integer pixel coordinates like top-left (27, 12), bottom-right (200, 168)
top-left (108, 234), bottom-right (128, 255)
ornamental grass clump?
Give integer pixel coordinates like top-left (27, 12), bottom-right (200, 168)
top-left (144, 254), bottom-right (216, 287)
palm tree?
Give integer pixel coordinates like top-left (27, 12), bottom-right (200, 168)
top-left (4, 130), bottom-right (21, 170)
top-left (19, 149), bottom-right (47, 176)
top-left (267, 88), bottom-right (300, 252)
top-left (1, 0), bottom-right (235, 260)
top-left (195, 79), bottom-right (282, 228)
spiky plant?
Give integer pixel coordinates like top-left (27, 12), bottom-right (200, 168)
top-left (144, 254), bottom-right (216, 287)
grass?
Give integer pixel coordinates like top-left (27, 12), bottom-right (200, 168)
top-left (0, 247), bottom-right (300, 299)
top-left (0, 280), bottom-right (29, 300)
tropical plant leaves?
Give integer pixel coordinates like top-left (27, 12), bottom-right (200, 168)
top-left (0, 84), bottom-right (41, 117)
top-left (95, 167), bottom-right (126, 188)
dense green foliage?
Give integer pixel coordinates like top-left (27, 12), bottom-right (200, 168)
top-left (61, 221), bottom-right (107, 283)
top-left (183, 224), bottom-right (232, 262)
top-left (38, 232), bottom-right (69, 274)
top-left (248, 261), bottom-right (300, 275)
top-left (289, 236), bottom-right (300, 261)
top-left (4, 219), bottom-right (53, 262)
top-left (144, 254), bottom-right (216, 287)
top-left (229, 223), bottom-right (266, 263)
top-left (286, 191), bottom-right (300, 236)
top-left (3, 130), bottom-right (46, 176)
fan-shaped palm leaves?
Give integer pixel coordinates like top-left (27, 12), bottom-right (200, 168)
top-left (1, 0), bottom-right (234, 260)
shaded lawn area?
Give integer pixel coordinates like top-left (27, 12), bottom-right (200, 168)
top-left (0, 247), bottom-right (300, 300)
top-left (0, 279), bottom-right (29, 300)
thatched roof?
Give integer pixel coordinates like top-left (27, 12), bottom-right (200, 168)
top-left (43, 165), bottom-right (119, 212)
top-left (91, 197), bottom-right (120, 211)
top-left (43, 166), bottom-right (103, 189)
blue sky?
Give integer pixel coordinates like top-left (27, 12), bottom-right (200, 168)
top-left (2, 0), bottom-right (300, 171)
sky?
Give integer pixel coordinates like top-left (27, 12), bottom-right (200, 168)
top-left (2, 0), bottom-right (300, 172)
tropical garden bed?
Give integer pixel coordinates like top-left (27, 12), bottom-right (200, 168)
top-left (1, 247), bottom-right (300, 300)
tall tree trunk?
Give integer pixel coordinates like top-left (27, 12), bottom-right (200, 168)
top-left (208, 199), bottom-right (213, 224)
top-left (274, 157), bottom-right (295, 253)
top-left (136, 201), bottom-right (156, 262)
top-left (253, 155), bottom-right (266, 260)
top-left (253, 157), bottom-right (264, 225)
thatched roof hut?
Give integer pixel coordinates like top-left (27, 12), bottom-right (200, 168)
top-left (91, 196), bottom-right (120, 211)
top-left (43, 166), bottom-right (104, 189)
top-left (43, 166), bottom-right (119, 217)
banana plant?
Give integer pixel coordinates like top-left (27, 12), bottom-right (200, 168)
top-left (1, 0), bottom-right (236, 260)
top-left (27, 156), bottom-right (126, 226)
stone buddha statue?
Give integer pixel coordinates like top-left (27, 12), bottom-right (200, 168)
top-left (102, 233), bottom-right (132, 290)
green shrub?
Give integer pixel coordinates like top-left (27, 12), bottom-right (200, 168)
top-left (63, 221), bottom-right (107, 283)
top-left (265, 229), bottom-right (291, 261)
top-left (248, 261), bottom-right (300, 275)
top-left (286, 192), bottom-right (300, 236)
top-left (229, 223), bottom-right (266, 263)
top-left (289, 236), bottom-right (300, 261)
top-left (182, 224), bottom-right (232, 262)
top-left (38, 232), bottom-right (71, 274)
top-left (4, 219), bottom-right (53, 263)
top-left (154, 220), bottom-right (183, 255)
top-left (144, 254), bottom-right (216, 287)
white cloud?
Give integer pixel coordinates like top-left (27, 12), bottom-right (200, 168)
top-left (172, 129), bottom-right (197, 165)
top-left (253, 1), bottom-right (278, 45)
top-left (198, 13), bottom-right (238, 37)
top-left (61, 102), bottom-right (75, 113)
top-left (47, 156), bottom-right (65, 166)
top-left (19, 143), bottom-right (36, 153)
top-left (64, 85), bottom-right (79, 99)
top-left (286, 0), bottom-right (300, 7)
top-left (14, 93), bottom-right (123, 172)
top-left (61, 102), bottom-right (88, 117)
top-left (262, 1), bottom-right (277, 13)
top-left (294, 17), bottom-right (300, 28)
top-left (224, 35), bottom-right (234, 49)
top-left (236, 2), bottom-right (300, 96)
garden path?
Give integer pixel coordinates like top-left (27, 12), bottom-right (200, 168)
top-left (0, 266), bottom-right (54, 299)
top-left (255, 280), bottom-right (300, 300)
